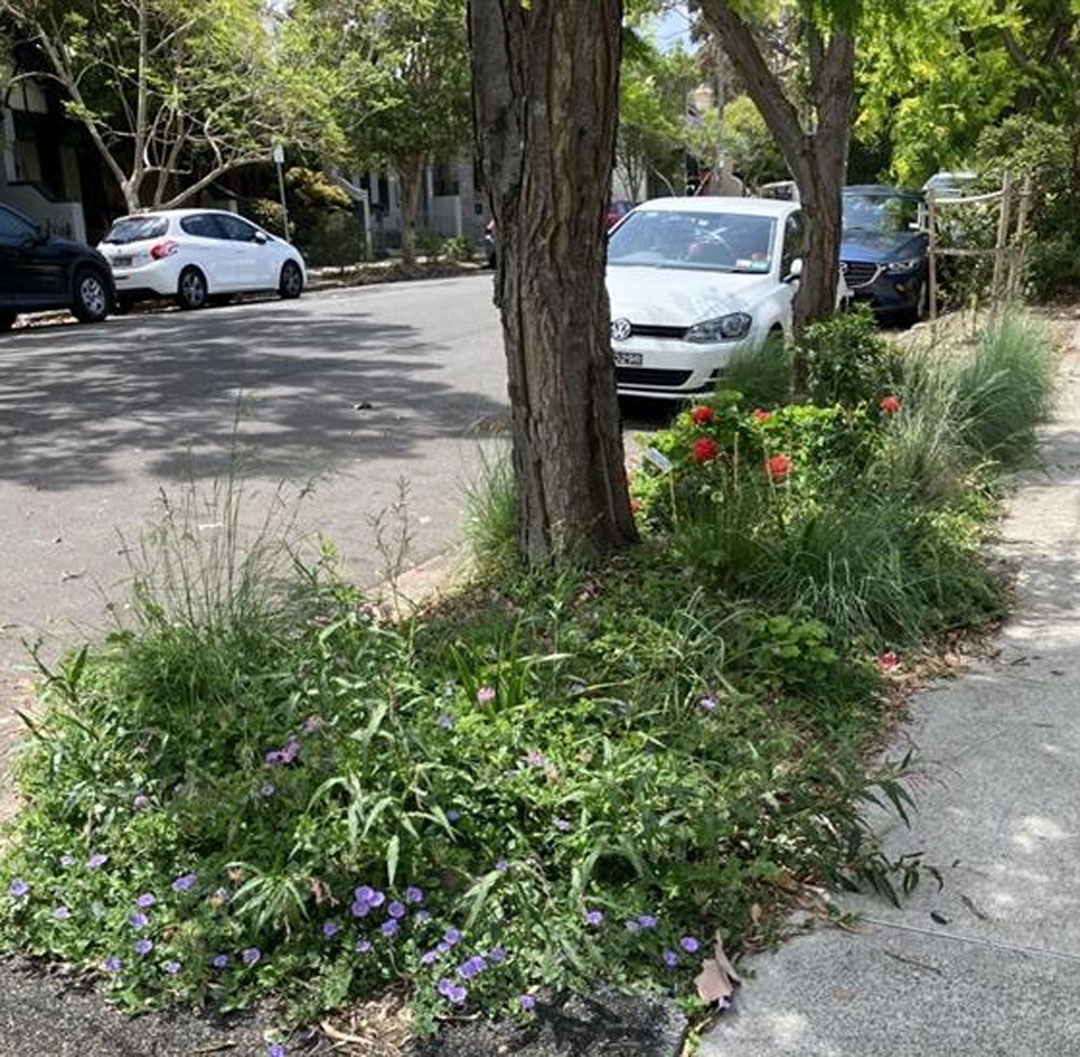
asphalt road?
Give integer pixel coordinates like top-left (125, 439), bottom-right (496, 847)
top-left (0, 275), bottom-right (508, 683)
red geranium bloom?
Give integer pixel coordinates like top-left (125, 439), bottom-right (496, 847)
top-left (691, 437), bottom-right (720, 464)
top-left (753, 408), bottom-right (771, 423)
top-left (880, 394), bottom-right (902, 415)
top-left (690, 406), bottom-right (716, 426)
top-left (877, 650), bottom-right (900, 673)
top-left (765, 453), bottom-right (793, 482)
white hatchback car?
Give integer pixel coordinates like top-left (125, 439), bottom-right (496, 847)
top-left (607, 196), bottom-right (813, 400)
top-left (97, 209), bottom-right (307, 311)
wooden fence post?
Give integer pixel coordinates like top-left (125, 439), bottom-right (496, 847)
top-left (992, 169), bottom-right (1013, 301)
top-left (927, 189), bottom-right (938, 322)
top-left (1008, 175), bottom-right (1033, 299)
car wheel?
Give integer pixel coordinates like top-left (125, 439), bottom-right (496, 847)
top-left (278, 260), bottom-right (303, 299)
top-left (71, 267), bottom-right (110, 323)
top-left (0, 311), bottom-right (15, 333)
top-left (177, 266), bottom-right (208, 310)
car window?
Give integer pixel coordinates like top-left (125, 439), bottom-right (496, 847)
top-left (781, 212), bottom-right (804, 275)
top-left (180, 214), bottom-right (226, 239)
top-left (0, 205), bottom-right (38, 242)
top-left (102, 216), bottom-right (168, 243)
top-left (215, 214), bottom-right (259, 242)
top-left (608, 210), bottom-right (776, 273)
top-left (842, 193), bottom-right (920, 234)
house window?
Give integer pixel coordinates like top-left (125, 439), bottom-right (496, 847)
top-left (432, 162), bottom-right (459, 198)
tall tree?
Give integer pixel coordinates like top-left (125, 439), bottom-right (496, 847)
top-left (3, 0), bottom-right (289, 211)
top-left (695, 0), bottom-right (858, 328)
top-left (469, 0), bottom-right (637, 564)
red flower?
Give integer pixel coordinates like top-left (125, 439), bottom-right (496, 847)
top-left (691, 437), bottom-right (720, 464)
top-left (765, 453), bottom-right (793, 482)
top-left (877, 650), bottom-right (899, 673)
top-left (690, 405), bottom-right (716, 426)
top-left (880, 394), bottom-right (902, 415)
top-left (753, 408), bottom-right (771, 423)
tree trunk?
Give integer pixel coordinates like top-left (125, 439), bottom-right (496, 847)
top-left (398, 157), bottom-right (424, 267)
top-left (469, 0), bottom-right (637, 565)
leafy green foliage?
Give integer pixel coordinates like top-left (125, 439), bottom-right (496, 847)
top-left (721, 95), bottom-right (787, 190)
top-left (801, 306), bottom-right (901, 407)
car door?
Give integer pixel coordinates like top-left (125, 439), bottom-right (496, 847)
top-left (178, 213), bottom-right (230, 290)
top-left (213, 214), bottom-right (269, 290)
top-left (0, 205), bottom-right (66, 307)
top-left (775, 211), bottom-right (803, 336)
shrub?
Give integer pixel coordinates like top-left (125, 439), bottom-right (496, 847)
top-left (800, 307), bottom-right (900, 408)
top-left (441, 236), bottom-right (473, 263)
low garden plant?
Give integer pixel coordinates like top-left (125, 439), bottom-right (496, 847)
top-left (0, 311), bottom-right (1057, 1049)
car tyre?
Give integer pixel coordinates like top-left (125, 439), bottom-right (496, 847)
top-left (278, 260), bottom-right (303, 299)
top-left (177, 266), bottom-right (208, 310)
top-left (71, 267), bottom-right (110, 324)
top-left (0, 311), bottom-right (15, 332)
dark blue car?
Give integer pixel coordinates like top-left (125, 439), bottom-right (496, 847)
top-left (840, 186), bottom-right (928, 322)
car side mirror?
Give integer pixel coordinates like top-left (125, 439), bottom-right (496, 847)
top-left (784, 257), bottom-right (803, 283)
top-left (254, 231), bottom-right (269, 244)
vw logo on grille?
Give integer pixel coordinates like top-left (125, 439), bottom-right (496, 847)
top-left (610, 318), bottom-right (632, 342)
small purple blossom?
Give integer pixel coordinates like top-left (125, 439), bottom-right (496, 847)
top-left (420, 949), bottom-right (440, 966)
top-left (322, 921), bottom-right (340, 939)
top-left (351, 899), bottom-right (371, 918)
top-left (662, 949), bottom-right (678, 968)
top-left (59, 855), bottom-right (75, 868)
top-left (260, 783), bottom-right (276, 798)
top-left (133, 794), bottom-right (151, 810)
top-left (388, 901), bottom-right (407, 920)
top-left (103, 956), bottom-right (123, 972)
top-left (437, 941), bottom-right (451, 954)
top-left (553, 818), bottom-right (571, 833)
top-left (171, 872), bottom-right (198, 893)
top-left (281, 738), bottom-right (301, 764)
top-left (136, 893), bottom-right (156, 909)
top-left (212, 954), bottom-right (229, 969)
top-left (52, 906), bottom-right (71, 921)
top-left (584, 909), bottom-right (604, 927)
top-left (624, 920), bottom-right (641, 933)
top-left (446, 809), bottom-right (461, 824)
top-left (476, 685), bottom-right (496, 704)
top-left (487, 947), bottom-right (507, 963)
top-left (680, 936), bottom-right (700, 954)
top-left (638, 914), bottom-right (657, 929)
top-left (444, 927), bottom-right (462, 946)
top-left (241, 947), bottom-right (261, 966)
top-left (355, 885), bottom-right (374, 903)
top-left (456, 956), bottom-right (486, 980)
top-left (368, 889), bottom-right (386, 908)
top-left (134, 938), bottom-right (154, 956)
top-left (380, 920), bottom-right (400, 938)
top-left (265, 750), bottom-right (285, 767)
top-left (405, 886), bottom-right (424, 904)
top-left (437, 714), bottom-right (454, 730)
top-left (437, 977), bottom-right (454, 996)
top-left (129, 912), bottom-right (149, 929)
top-left (698, 695), bottom-right (718, 712)
top-left (355, 938), bottom-right (372, 954)
top-left (519, 994), bottom-right (536, 1011)
top-left (447, 985), bottom-right (468, 1004)
top-left (163, 960), bottom-right (181, 975)
top-left (8, 880), bottom-right (29, 898)
top-left (268, 1045), bottom-right (286, 1057)
top-left (86, 853), bottom-right (108, 870)
top-left (495, 860), bottom-right (509, 874)
top-left (415, 910), bottom-right (432, 924)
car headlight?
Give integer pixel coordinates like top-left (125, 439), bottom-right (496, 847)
top-left (685, 312), bottom-right (752, 343)
top-left (886, 258), bottom-right (921, 274)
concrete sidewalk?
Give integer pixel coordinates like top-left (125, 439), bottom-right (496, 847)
top-left (703, 344), bottom-right (1080, 1054)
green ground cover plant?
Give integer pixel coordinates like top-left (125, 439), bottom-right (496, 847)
top-left (0, 311), bottom-right (1057, 1049)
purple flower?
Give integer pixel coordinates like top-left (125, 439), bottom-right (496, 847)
top-left (519, 994), bottom-right (536, 1011)
top-left (265, 750), bottom-right (285, 767)
top-left (241, 947), bottom-right (261, 966)
top-left (437, 977), bottom-right (454, 996)
top-left (437, 714), bottom-right (454, 730)
top-left (355, 938), bottom-right (372, 954)
top-left (136, 893), bottom-right (156, 909)
top-left (171, 872), bottom-right (198, 893)
top-left (680, 936), bottom-right (700, 954)
top-left (104, 956), bottom-right (123, 972)
top-left (584, 909), bottom-right (604, 927)
top-left (212, 954), bottom-right (229, 969)
top-left (553, 818), bottom-right (571, 833)
top-left (444, 927), bottom-right (462, 946)
top-left (476, 685), bottom-right (496, 704)
top-left (495, 860), bottom-right (509, 873)
top-left (281, 738), bottom-right (301, 764)
top-left (380, 919), bottom-right (400, 938)
top-left (52, 906), bottom-right (70, 921)
top-left (129, 912), bottom-right (149, 928)
top-left (8, 880), bottom-right (29, 898)
top-left (699, 695), bottom-right (718, 712)
top-left (456, 956), bottom-right (486, 980)
top-left (351, 899), bottom-right (371, 918)
top-left (388, 901), bottom-right (407, 920)
top-left (447, 809), bottom-right (461, 824)
top-left (135, 938), bottom-right (154, 956)
top-left (436, 941), bottom-right (451, 954)
top-left (405, 886), bottom-right (424, 905)
top-left (368, 889), bottom-right (386, 908)
top-left (487, 947), bottom-right (507, 963)
top-left (86, 853), bottom-right (108, 870)
top-left (420, 949), bottom-right (440, 966)
top-left (624, 920), bottom-right (641, 933)
top-left (638, 914), bottom-right (657, 929)
top-left (415, 910), bottom-right (432, 924)
top-left (355, 885), bottom-right (374, 903)
top-left (323, 920), bottom-right (340, 939)
top-left (163, 960), bottom-right (181, 975)
top-left (447, 985), bottom-right (468, 1004)
top-left (59, 855), bottom-right (75, 868)
top-left (268, 1046), bottom-right (286, 1057)
top-left (260, 783), bottom-right (276, 798)
top-left (133, 794), bottom-right (151, 810)
top-left (662, 949), bottom-right (678, 968)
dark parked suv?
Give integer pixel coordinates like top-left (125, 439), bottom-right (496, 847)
top-left (0, 203), bottom-right (114, 332)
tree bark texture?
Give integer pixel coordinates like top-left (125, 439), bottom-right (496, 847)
top-left (468, 0), bottom-right (637, 564)
top-left (398, 156), bottom-right (424, 267)
top-left (698, 0), bottom-right (854, 331)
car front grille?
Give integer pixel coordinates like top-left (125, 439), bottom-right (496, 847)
top-left (630, 323), bottom-right (688, 340)
top-left (616, 368), bottom-right (693, 389)
top-left (842, 261), bottom-right (882, 289)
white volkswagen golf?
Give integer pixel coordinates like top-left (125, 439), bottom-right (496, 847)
top-left (607, 196), bottom-right (809, 400)
top-left (97, 209), bottom-right (307, 311)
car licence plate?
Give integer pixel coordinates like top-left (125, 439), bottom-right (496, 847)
top-left (113, 255), bottom-right (133, 267)
top-left (614, 350), bottom-right (643, 367)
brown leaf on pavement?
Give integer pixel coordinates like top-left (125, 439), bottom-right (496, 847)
top-left (695, 935), bottom-right (741, 1006)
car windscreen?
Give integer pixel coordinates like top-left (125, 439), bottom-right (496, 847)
top-left (102, 216), bottom-right (169, 244)
top-left (842, 193), bottom-right (920, 234)
top-left (607, 210), bottom-right (776, 272)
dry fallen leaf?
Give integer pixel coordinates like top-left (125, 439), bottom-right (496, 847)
top-left (695, 934), bottom-right (741, 1006)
